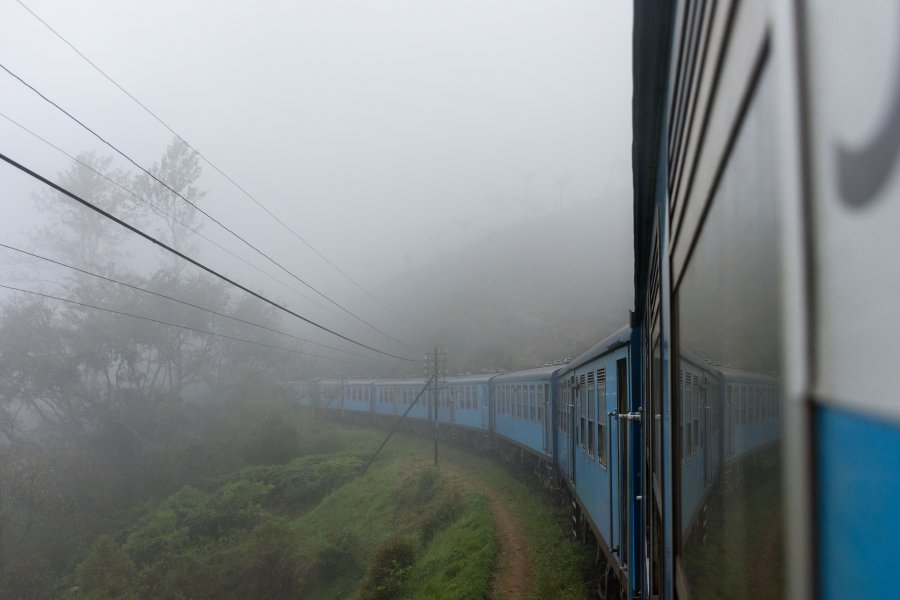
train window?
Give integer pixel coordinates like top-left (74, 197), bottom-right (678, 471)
top-left (537, 384), bottom-right (544, 423)
top-left (598, 370), bottom-right (607, 466)
top-left (516, 385), bottom-right (522, 418)
top-left (587, 372), bottom-right (596, 456)
top-left (525, 385), bottom-right (531, 420)
top-left (674, 65), bottom-right (782, 598)
top-left (579, 374), bottom-right (586, 449)
top-left (693, 386), bottom-right (701, 452)
top-left (518, 386), bottom-right (523, 418)
top-left (531, 385), bottom-right (537, 420)
top-left (531, 385), bottom-right (537, 421)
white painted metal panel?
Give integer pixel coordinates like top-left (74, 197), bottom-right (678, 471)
top-left (805, 2), bottom-right (900, 419)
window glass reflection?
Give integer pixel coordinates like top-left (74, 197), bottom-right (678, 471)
top-left (676, 65), bottom-right (783, 599)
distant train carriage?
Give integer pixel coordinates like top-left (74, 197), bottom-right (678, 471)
top-left (491, 365), bottom-right (557, 456)
top-left (338, 379), bottom-right (376, 414)
top-left (442, 374), bottom-right (492, 431)
top-left (373, 378), bottom-right (429, 420)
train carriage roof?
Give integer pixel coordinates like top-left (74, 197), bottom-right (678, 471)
top-left (557, 325), bottom-right (632, 377)
top-left (447, 373), bottom-right (496, 385)
top-left (491, 364), bottom-right (560, 383)
top-left (374, 378), bottom-right (428, 386)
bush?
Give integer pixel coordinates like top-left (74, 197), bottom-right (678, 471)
top-left (73, 536), bottom-right (139, 599)
top-left (417, 488), bottom-right (464, 543)
top-left (360, 538), bottom-right (417, 600)
top-left (308, 529), bottom-right (361, 584)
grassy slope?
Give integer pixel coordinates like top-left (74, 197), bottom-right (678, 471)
top-left (66, 419), bottom-right (590, 599)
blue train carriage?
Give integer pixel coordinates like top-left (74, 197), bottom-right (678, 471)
top-left (677, 353), bottom-right (781, 547)
top-left (556, 325), bottom-right (642, 597)
top-left (373, 378), bottom-right (429, 422)
top-left (676, 352), bottom-right (723, 541)
top-left (441, 373), bottom-right (492, 432)
top-left (491, 366), bottom-right (557, 461)
top-left (338, 379), bottom-right (376, 415)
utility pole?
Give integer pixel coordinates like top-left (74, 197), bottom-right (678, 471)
top-left (424, 347), bottom-right (447, 466)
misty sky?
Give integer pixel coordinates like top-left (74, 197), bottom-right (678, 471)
top-left (0, 0), bottom-right (633, 359)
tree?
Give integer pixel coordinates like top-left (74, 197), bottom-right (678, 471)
top-left (31, 152), bottom-right (136, 274)
top-left (133, 138), bottom-right (205, 260)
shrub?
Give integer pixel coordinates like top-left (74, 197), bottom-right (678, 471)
top-left (360, 538), bottom-right (417, 600)
top-left (74, 536), bottom-right (139, 599)
top-left (308, 529), bottom-right (361, 585)
top-left (417, 488), bottom-right (464, 543)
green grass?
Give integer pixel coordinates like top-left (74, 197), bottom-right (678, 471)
top-left (434, 443), bottom-right (592, 600)
top-left (64, 418), bottom-right (591, 600)
top-left (407, 494), bottom-right (496, 599)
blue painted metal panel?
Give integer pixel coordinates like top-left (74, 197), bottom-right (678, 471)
top-left (818, 406), bottom-right (900, 599)
top-left (439, 382), bottom-right (489, 431)
top-left (495, 414), bottom-right (544, 453)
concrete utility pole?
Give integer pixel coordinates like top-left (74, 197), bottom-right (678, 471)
top-left (425, 347), bottom-right (447, 466)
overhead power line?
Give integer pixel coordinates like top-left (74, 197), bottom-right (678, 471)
top-left (0, 62), bottom-right (415, 354)
top-left (14, 0), bottom-right (399, 315)
top-left (0, 282), bottom-right (364, 364)
top-left (0, 150), bottom-right (417, 362)
top-left (0, 110), bottom-right (371, 333)
top-left (0, 242), bottom-right (382, 363)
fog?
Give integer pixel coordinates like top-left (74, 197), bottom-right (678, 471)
top-left (0, 1), bottom-right (634, 595)
top-left (1, 0), bottom-right (632, 372)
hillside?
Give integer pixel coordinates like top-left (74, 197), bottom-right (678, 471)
top-left (60, 420), bottom-right (591, 599)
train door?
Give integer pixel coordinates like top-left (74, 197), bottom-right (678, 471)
top-left (543, 382), bottom-right (552, 453)
top-left (702, 377), bottom-right (714, 485)
top-left (569, 377), bottom-right (578, 483)
top-left (448, 387), bottom-right (453, 423)
top-left (616, 357), bottom-right (630, 575)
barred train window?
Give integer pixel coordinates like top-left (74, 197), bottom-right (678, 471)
top-left (597, 369), bottom-right (607, 467)
top-left (579, 374), bottom-right (586, 449)
top-left (675, 66), bottom-right (783, 599)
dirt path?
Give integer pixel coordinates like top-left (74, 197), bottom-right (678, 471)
top-left (480, 484), bottom-right (533, 600)
top-left (445, 466), bottom-right (533, 600)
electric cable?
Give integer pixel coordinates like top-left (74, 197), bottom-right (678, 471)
top-left (0, 149), bottom-right (418, 362)
top-left (14, 0), bottom-right (399, 319)
top-left (0, 241), bottom-right (383, 363)
top-left (0, 110), bottom-right (370, 333)
top-left (0, 282), bottom-right (363, 365)
top-left (0, 62), bottom-right (414, 354)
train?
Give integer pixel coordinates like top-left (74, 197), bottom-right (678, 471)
top-left (290, 324), bottom-right (782, 598)
top-left (295, 2), bottom-right (900, 598)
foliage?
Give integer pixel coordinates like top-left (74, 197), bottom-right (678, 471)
top-left (32, 414), bottom-right (587, 600)
top-left (407, 494), bottom-right (496, 600)
top-left (73, 536), bottom-right (139, 600)
top-left (0, 138), bottom-right (315, 597)
top-left (360, 538), bottom-right (417, 600)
